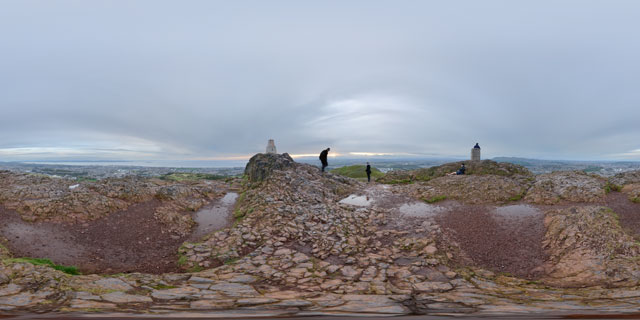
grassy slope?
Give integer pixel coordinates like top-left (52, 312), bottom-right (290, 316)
top-left (330, 165), bottom-right (385, 180)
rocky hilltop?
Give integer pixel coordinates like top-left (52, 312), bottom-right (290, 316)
top-left (2, 155), bottom-right (640, 316)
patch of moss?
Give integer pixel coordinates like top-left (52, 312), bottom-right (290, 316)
top-left (188, 265), bottom-right (204, 273)
top-left (0, 243), bottom-right (10, 259)
top-left (5, 257), bottom-right (80, 275)
top-left (631, 197), bottom-right (640, 204)
top-left (423, 195), bottom-right (447, 203)
top-left (224, 257), bottom-right (239, 265)
top-left (151, 284), bottom-right (177, 290)
top-left (177, 255), bottom-right (188, 266)
top-left (508, 191), bottom-right (526, 202)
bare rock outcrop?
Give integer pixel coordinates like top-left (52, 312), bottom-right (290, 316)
top-left (244, 153), bottom-right (296, 182)
top-left (609, 170), bottom-right (640, 187)
top-left (378, 160), bottom-right (532, 184)
top-left (0, 171), bottom-right (227, 234)
top-left (542, 206), bottom-right (640, 287)
top-left (397, 175), bottom-right (530, 204)
top-left (525, 171), bottom-right (606, 204)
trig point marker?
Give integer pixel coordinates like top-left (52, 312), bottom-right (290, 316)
top-left (471, 143), bottom-right (481, 161)
top-left (266, 139), bottom-right (277, 154)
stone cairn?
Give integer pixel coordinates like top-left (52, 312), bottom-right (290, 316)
top-left (471, 143), bottom-right (481, 161)
top-left (266, 139), bottom-right (277, 154)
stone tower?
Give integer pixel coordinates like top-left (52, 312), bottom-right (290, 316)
top-left (471, 143), bottom-right (481, 161)
top-left (266, 139), bottom-right (277, 154)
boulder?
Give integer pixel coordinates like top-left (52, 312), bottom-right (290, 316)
top-left (244, 153), bottom-right (296, 182)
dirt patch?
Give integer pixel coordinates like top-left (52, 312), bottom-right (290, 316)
top-left (605, 192), bottom-right (640, 240)
top-left (0, 192), bottom-right (238, 274)
top-left (435, 204), bottom-right (548, 279)
top-left (0, 202), bottom-right (186, 274)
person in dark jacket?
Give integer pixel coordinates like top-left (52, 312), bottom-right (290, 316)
top-left (448, 163), bottom-right (466, 175)
top-left (365, 162), bottom-right (372, 182)
top-left (319, 148), bottom-right (330, 172)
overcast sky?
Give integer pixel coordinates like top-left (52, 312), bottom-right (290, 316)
top-left (1, 0), bottom-right (640, 161)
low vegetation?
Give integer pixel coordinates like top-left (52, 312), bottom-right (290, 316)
top-left (604, 182), bottom-right (622, 193)
top-left (4, 257), bottom-right (80, 275)
top-left (330, 165), bottom-right (384, 180)
top-left (423, 195), bottom-right (447, 203)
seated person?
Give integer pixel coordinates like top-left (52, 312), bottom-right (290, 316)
top-left (447, 164), bottom-right (466, 175)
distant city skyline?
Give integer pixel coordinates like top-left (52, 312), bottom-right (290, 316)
top-left (2, 1), bottom-right (640, 162)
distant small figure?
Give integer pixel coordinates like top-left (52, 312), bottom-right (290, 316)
top-left (471, 143), bottom-right (481, 161)
top-left (365, 162), bottom-right (372, 182)
top-left (266, 139), bottom-right (277, 154)
top-left (448, 163), bottom-right (466, 176)
top-left (319, 148), bottom-right (330, 173)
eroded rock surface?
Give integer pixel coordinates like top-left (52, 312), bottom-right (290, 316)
top-left (525, 171), bottom-right (606, 204)
top-left (2, 157), bottom-right (640, 316)
top-left (0, 171), bottom-right (227, 235)
top-left (542, 206), bottom-right (640, 287)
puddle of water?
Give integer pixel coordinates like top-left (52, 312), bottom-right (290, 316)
top-left (494, 205), bottom-right (541, 218)
top-left (399, 202), bottom-right (446, 217)
top-left (339, 194), bottom-right (372, 206)
top-left (192, 192), bottom-right (238, 239)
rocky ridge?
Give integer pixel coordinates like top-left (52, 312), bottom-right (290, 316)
top-left (0, 171), bottom-right (230, 235)
top-left (2, 156), bottom-right (640, 316)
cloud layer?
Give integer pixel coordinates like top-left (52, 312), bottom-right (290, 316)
top-left (1, 1), bottom-right (639, 161)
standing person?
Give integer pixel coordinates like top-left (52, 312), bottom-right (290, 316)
top-left (319, 148), bottom-right (330, 172)
top-left (365, 162), bottom-right (372, 182)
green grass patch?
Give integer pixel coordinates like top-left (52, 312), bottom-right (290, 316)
top-left (224, 257), bottom-right (239, 265)
top-left (5, 257), bottom-right (80, 275)
top-left (160, 172), bottom-right (226, 181)
top-left (423, 195), bottom-right (447, 203)
top-left (632, 197), bottom-right (640, 204)
top-left (508, 192), bottom-right (525, 202)
top-left (604, 182), bottom-right (622, 194)
top-left (330, 165), bottom-right (385, 180)
top-left (151, 284), bottom-right (177, 290)
top-left (188, 265), bottom-right (204, 273)
top-left (177, 255), bottom-right (188, 266)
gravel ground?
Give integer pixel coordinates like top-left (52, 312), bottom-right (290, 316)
top-left (436, 203), bottom-right (548, 279)
top-left (605, 191), bottom-right (640, 240)
top-left (0, 200), bottom-right (216, 274)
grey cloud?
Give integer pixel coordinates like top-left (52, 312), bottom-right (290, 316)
top-left (1, 0), bottom-right (640, 161)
